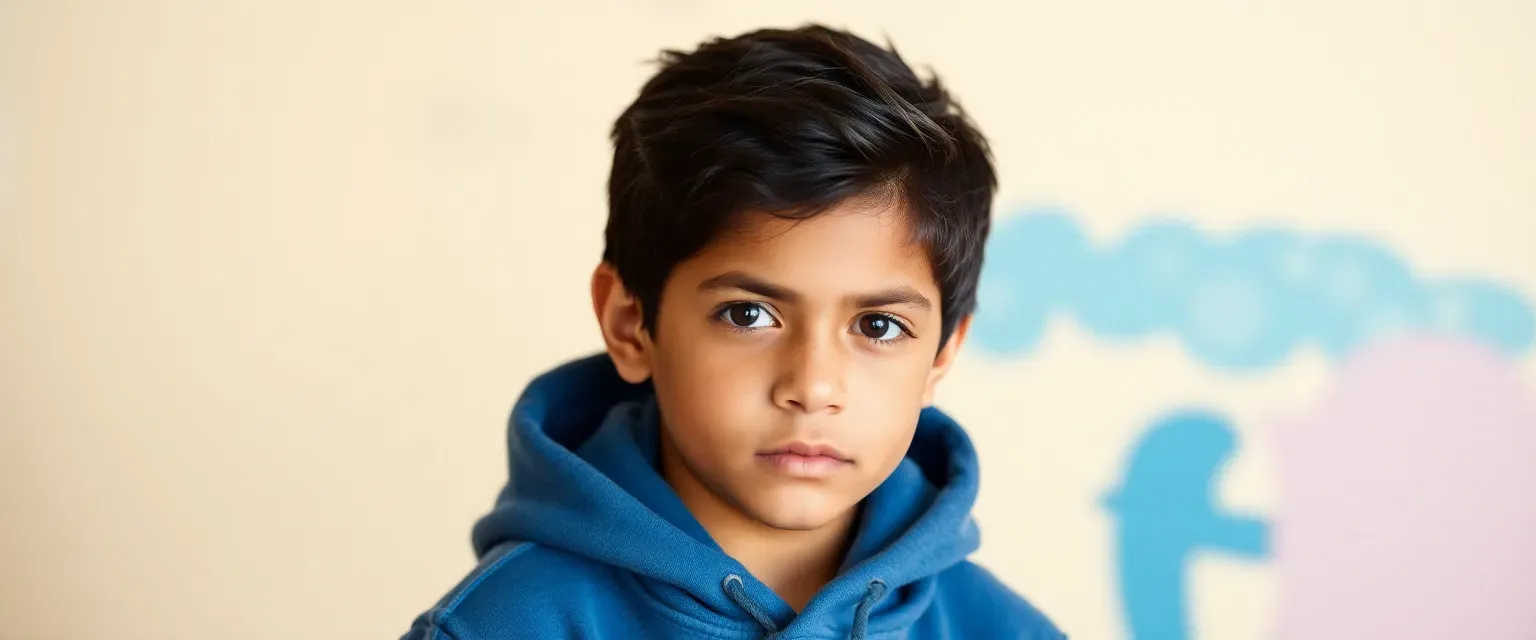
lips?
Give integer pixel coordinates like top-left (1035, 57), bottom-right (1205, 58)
top-left (775, 441), bottom-right (850, 461)
top-left (756, 441), bottom-right (851, 479)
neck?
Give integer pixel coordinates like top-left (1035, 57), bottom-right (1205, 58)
top-left (659, 430), bottom-right (857, 612)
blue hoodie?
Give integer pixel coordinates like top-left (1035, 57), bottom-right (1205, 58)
top-left (403, 354), bottom-right (1064, 639)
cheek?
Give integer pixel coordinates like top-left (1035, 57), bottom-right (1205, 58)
top-left (849, 347), bottom-right (936, 406)
top-left (652, 336), bottom-right (771, 455)
top-left (845, 355), bottom-right (933, 458)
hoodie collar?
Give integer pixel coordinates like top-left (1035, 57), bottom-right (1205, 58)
top-left (471, 353), bottom-right (982, 637)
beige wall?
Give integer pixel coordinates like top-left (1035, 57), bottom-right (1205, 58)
top-left (3, 1), bottom-right (1533, 638)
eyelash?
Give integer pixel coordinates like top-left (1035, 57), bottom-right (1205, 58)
top-left (713, 302), bottom-right (916, 347)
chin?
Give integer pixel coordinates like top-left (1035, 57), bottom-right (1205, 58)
top-left (740, 486), bottom-right (856, 531)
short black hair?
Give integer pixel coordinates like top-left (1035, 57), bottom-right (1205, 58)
top-left (603, 24), bottom-right (996, 348)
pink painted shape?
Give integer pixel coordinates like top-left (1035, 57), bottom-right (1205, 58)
top-left (1274, 335), bottom-right (1536, 639)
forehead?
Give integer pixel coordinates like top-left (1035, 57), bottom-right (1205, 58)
top-left (678, 199), bottom-right (937, 292)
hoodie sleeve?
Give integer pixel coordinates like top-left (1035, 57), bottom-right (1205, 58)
top-left (398, 542), bottom-right (533, 640)
top-left (402, 612), bottom-right (465, 640)
top-left (937, 561), bottom-right (1067, 639)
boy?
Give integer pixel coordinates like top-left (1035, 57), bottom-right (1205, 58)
top-left (404, 24), bottom-right (1064, 639)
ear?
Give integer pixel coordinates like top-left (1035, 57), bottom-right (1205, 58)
top-left (922, 314), bottom-right (971, 406)
top-left (590, 262), bottom-right (654, 384)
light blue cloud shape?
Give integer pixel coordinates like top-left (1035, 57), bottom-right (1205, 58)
top-left (973, 208), bottom-right (1535, 370)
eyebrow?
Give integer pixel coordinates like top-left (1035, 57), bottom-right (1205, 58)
top-left (696, 270), bottom-right (932, 311)
top-left (851, 286), bottom-right (932, 311)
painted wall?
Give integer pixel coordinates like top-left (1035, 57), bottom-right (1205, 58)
top-left (4, 1), bottom-right (1533, 638)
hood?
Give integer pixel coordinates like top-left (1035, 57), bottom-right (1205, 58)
top-left (470, 353), bottom-right (983, 638)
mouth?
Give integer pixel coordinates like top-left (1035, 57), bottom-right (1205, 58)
top-left (756, 442), bottom-right (852, 479)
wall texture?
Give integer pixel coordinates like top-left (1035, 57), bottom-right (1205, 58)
top-left (3, 1), bottom-right (1533, 638)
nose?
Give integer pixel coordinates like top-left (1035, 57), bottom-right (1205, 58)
top-left (771, 331), bottom-right (847, 415)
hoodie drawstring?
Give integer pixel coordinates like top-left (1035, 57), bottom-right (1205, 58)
top-left (722, 575), bottom-right (888, 640)
top-left (848, 579), bottom-right (886, 640)
top-left (724, 575), bottom-right (780, 637)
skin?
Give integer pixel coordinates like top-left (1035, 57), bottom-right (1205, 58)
top-left (591, 196), bottom-right (971, 611)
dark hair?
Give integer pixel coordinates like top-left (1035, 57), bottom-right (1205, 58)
top-left (603, 24), bottom-right (996, 348)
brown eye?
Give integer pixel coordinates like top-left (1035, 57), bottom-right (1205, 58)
top-left (857, 314), bottom-right (905, 341)
top-left (721, 302), bottom-right (775, 329)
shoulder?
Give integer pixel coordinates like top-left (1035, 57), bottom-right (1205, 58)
top-left (402, 542), bottom-right (629, 640)
top-left (931, 561), bottom-right (1067, 639)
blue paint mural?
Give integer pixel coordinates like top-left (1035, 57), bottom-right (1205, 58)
top-left (1102, 409), bottom-right (1269, 640)
top-left (973, 208), bottom-right (1535, 370)
top-left (971, 207), bottom-right (1536, 638)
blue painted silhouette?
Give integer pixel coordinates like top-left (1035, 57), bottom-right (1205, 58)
top-left (1103, 409), bottom-right (1270, 640)
top-left (971, 209), bottom-right (1533, 636)
top-left (973, 208), bottom-right (1535, 370)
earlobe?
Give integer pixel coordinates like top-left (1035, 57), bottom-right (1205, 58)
top-left (922, 315), bottom-right (971, 406)
top-left (590, 263), bottom-right (653, 384)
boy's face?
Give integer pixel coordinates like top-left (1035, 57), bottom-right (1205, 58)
top-left (593, 197), bottom-right (969, 532)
